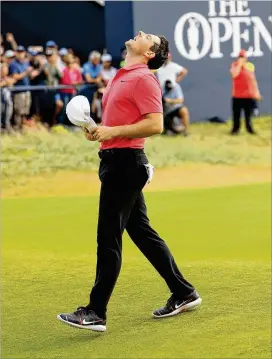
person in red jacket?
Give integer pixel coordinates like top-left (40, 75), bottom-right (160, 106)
top-left (230, 49), bottom-right (261, 135)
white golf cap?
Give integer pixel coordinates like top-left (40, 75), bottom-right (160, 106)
top-left (5, 50), bottom-right (15, 58)
top-left (101, 54), bottom-right (112, 62)
top-left (66, 95), bottom-right (97, 130)
top-left (66, 96), bottom-right (90, 126)
top-left (59, 48), bottom-right (68, 56)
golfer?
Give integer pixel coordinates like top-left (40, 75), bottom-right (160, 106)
top-left (57, 31), bottom-right (202, 332)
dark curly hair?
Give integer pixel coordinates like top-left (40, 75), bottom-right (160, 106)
top-left (148, 36), bottom-right (169, 70)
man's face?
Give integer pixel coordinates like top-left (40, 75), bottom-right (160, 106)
top-left (47, 53), bottom-right (57, 64)
top-left (126, 31), bottom-right (160, 57)
top-left (102, 61), bottom-right (111, 69)
top-left (16, 51), bottom-right (26, 61)
top-left (6, 56), bottom-right (15, 64)
top-left (91, 56), bottom-right (101, 66)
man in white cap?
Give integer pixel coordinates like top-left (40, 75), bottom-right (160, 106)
top-left (100, 53), bottom-right (117, 85)
top-left (4, 50), bottom-right (15, 65)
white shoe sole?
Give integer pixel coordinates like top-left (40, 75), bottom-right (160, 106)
top-left (57, 315), bottom-right (106, 332)
top-left (152, 297), bottom-right (202, 319)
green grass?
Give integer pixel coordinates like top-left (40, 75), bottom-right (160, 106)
top-left (2, 183), bottom-right (271, 358)
top-left (1, 117), bottom-right (271, 188)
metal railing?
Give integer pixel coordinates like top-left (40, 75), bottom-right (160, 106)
top-left (6, 84), bottom-right (96, 93)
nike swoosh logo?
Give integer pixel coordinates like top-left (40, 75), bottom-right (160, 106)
top-left (82, 319), bottom-right (98, 325)
top-left (174, 300), bottom-right (189, 309)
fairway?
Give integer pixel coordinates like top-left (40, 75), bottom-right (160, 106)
top-left (2, 183), bottom-right (271, 359)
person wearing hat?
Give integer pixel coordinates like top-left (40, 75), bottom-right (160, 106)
top-left (163, 79), bottom-right (190, 136)
top-left (100, 53), bottom-right (117, 86)
top-left (9, 45), bottom-right (33, 129)
top-left (3, 50), bottom-right (15, 65)
top-left (45, 40), bottom-right (66, 72)
top-left (230, 49), bottom-right (261, 135)
top-left (28, 49), bottom-right (47, 121)
top-left (43, 49), bottom-right (63, 126)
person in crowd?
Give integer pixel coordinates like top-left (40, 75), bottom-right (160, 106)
top-left (91, 86), bottom-right (105, 123)
top-left (66, 48), bottom-right (81, 70)
top-left (100, 54), bottom-right (117, 85)
top-left (43, 48), bottom-right (63, 126)
top-left (3, 50), bottom-right (15, 65)
top-left (46, 40), bottom-right (66, 72)
top-left (57, 54), bottom-right (83, 125)
top-left (0, 62), bottom-right (16, 132)
top-left (59, 47), bottom-right (69, 64)
top-left (9, 45), bottom-right (33, 129)
top-left (44, 49), bottom-right (62, 86)
top-left (230, 49), bottom-right (261, 135)
top-left (28, 49), bottom-right (47, 121)
top-left (156, 52), bottom-right (188, 88)
top-left (163, 80), bottom-right (190, 136)
top-left (82, 51), bottom-right (102, 85)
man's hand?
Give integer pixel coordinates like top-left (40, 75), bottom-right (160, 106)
top-left (30, 69), bottom-right (40, 78)
top-left (6, 33), bottom-right (15, 43)
top-left (176, 68), bottom-right (188, 83)
top-left (255, 93), bottom-right (262, 101)
top-left (237, 57), bottom-right (246, 67)
top-left (163, 97), bottom-right (171, 104)
top-left (83, 127), bottom-right (97, 141)
top-left (90, 126), bottom-right (117, 142)
top-left (27, 66), bottom-right (34, 74)
top-left (5, 77), bottom-right (16, 86)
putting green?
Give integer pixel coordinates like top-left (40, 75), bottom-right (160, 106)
top-left (2, 183), bottom-right (271, 358)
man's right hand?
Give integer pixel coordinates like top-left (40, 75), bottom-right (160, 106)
top-left (83, 127), bottom-right (97, 141)
top-left (27, 66), bottom-right (34, 74)
top-left (255, 94), bottom-right (262, 101)
top-left (237, 57), bottom-right (246, 67)
top-left (6, 33), bottom-right (15, 43)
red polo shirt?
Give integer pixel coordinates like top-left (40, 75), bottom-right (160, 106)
top-left (231, 61), bottom-right (258, 98)
top-left (100, 63), bottom-right (163, 149)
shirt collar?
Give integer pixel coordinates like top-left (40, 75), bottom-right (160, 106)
top-left (121, 63), bottom-right (148, 71)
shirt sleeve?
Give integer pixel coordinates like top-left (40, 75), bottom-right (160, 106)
top-left (76, 69), bottom-right (82, 82)
top-left (9, 62), bottom-right (18, 75)
top-left (133, 75), bottom-right (163, 115)
top-left (172, 62), bottom-right (184, 75)
top-left (175, 85), bottom-right (184, 98)
top-left (82, 63), bottom-right (89, 76)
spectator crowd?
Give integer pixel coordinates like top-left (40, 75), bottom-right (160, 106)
top-left (1, 33), bottom-right (190, 136)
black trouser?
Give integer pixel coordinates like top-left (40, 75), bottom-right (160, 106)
top-left (232, 98), bottom-right (255, 134)
top-left (88, 148), bottom-right (195, 319)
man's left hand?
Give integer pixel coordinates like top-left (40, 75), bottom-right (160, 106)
top-left (90, 126), bottom-right (117, 142)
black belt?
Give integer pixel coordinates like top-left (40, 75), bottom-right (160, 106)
top-left (98, 148), bottom-right (148, 165)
